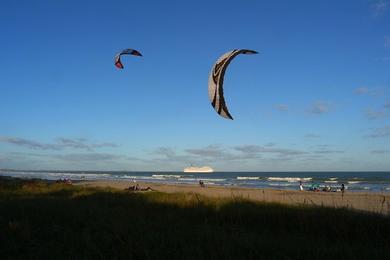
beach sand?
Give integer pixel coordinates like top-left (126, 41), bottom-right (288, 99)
top-left (76, 180), bottom-right (390, 215)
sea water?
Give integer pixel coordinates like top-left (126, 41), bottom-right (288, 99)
top-left (1, 170), bottom-right (390, 193)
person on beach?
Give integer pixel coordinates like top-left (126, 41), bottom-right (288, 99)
top-left (125, 185), bottom-right (152, 191)
top-left (299, 180), bottom-right (303, 191)
top-left (124, 185), bottom-right (135, 191)
top-left (341, 183), bottom-right (345, 195)
top-left (199, 180), bottom-right (205, 187)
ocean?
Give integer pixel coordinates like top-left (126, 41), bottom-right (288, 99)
top-left (1, 170), bottom-right (390, 193)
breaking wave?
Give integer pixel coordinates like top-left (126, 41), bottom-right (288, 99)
top-left (152, 174), bottom-right (182, 179)
top-left (267, 177), bottom-right (312, 182)
top-left (325, 180), bottom-right (338, 183)
top-left (348, 181), bottom-right (362, 184)
top-left (237, 176), bottom-right (261, 180)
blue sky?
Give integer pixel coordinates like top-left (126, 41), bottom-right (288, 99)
top-left (0, 0), bottom-right (389, 171)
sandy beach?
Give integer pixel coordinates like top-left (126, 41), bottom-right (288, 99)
top-left (76, 180), bottom-right (390, 215)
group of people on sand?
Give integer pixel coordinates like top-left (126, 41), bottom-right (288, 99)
top-left (300, 181), bottom-right (345, 193)
top-left (56, 178), bottom-right (72, 184)
top-left (124, 183), bottom-right (153, 192)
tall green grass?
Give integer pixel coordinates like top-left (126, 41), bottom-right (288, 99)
top-left (0, 177), bottom-right (389, 259)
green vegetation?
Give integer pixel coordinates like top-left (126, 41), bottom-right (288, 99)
top-left (0, 177), bottom-right (389, 259)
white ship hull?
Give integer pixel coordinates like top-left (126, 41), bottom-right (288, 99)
top-left (183, 166), bottom-right (214, 173)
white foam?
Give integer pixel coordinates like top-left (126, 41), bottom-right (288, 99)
top-left (201, 178), bottom-right (226, 182)
top-left (152, 174), bottom-right (181, 179)
top-left (48, 172), bottom-right (111, 178)
top-left (329, 177), bottom-right (338, 181)
top-left (123, 175), bottom-right (157, 180)
top-left (1, 171), bottom-right (35, 175)
top-left (122, 175), bottom-right (141, 179)
top-left (267, 177), bottom-right (312, 182)
top-left (348, 181), bottom-right (361, 184)
top-left (237, 176), bottom-right (260, 180)
top-left (178, 178), bottom-right (197, 181)
top-left (179, 178), bottom-right (226, 182)
top-left (325, 181), bottom-right (338, 183)
top-left (267, 183), bottom-right (295, 187)
top-left (6, 171), bottom-right (113, 180)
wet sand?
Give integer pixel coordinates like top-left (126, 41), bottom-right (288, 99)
top-left (76, 180), bottom-right (390, 215)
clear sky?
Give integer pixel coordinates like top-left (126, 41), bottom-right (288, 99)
top-left (0, 0), bottom-right (389, 171)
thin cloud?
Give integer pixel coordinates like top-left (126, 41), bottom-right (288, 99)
top-left (375, 56), bottom-right (390, 62)
top-left (2, 151), bottom-right (146, 165)
top-left (385, 36), bottom-right (390, 47)
top-left (234, 145), bottom-right (262, 154)
top-left (307, 101), bottom-right (330, 115)
top-left (354, 87), bottom-right (369, 95)
top-left (304, 134), bottom-right (321, 138)
top-left (313, 150), bottom-right (344, 154)
top-left (0, 136), bottom-right (118, 151)
top-left (153, 144), bottom-right (310, 163)
top-left (354, 87), bottom-right (385, 97)
top-left (366, 125), bottom-right (390, 138)
top-left (314, 144), bottom-right (330, 149)
top-left (56, 138), bottom-right (118, 151)
top-left (185, 145), bottom-right (240, 160)
top-left (152, 147), bottom-right (199, 163)
top-left (300, 154), bottom-right (328, 161)
top-left (274, 104), bottom-right (289, 112)
top-left (234, 145), bottom-right (307, 156)
top-left (371, 150), bottom-right (390, 154)
top-left (2, 143), bottom-right (351, 170)
top-left (53, 153), bottom-right (122, 162)
top-left (153, 147), bottom-right (176, 157)
top-left (0, 137), bottom-right (60, 150)
top-left (364, 108), bottom-right (388, 120)
top-left (371, 0), bottom-right (388, 17)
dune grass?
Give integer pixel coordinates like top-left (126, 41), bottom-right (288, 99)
top-left (0, 177), bottom-right (389, 259)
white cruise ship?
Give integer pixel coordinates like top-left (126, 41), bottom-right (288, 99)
top-left (183, 166), bottom-right (214, 173)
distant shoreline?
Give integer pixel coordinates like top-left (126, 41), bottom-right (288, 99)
top-left (2, 169), bottom-right (390, 173)
top-left (0, 171), bottom-right (390, 195)
top-left (1, 170), bottom-right (390, 193)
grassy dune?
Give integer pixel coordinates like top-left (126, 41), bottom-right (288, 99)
top-left (0, 177), bottom-right (389, 259)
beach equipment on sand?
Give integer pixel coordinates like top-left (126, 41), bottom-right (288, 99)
top-left (309, 183), bottom-right (320, 191)
top-left (208, 49), bottom-right (258, 120)
top-left (114, 49), bottom-right (143, 69)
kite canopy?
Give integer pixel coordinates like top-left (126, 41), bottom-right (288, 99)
top-left (208, 49), bottom-right (258, 120)
top-left (114, 49), bottom-right (143, 69)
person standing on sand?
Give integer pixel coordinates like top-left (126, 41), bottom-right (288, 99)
top-left (341, 183), bottom-right (345, 197)
top-left (299, 180), bottom-right (303, 191)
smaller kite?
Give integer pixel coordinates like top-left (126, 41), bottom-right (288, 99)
top-left (114, 49), bottom-right (143, 69)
